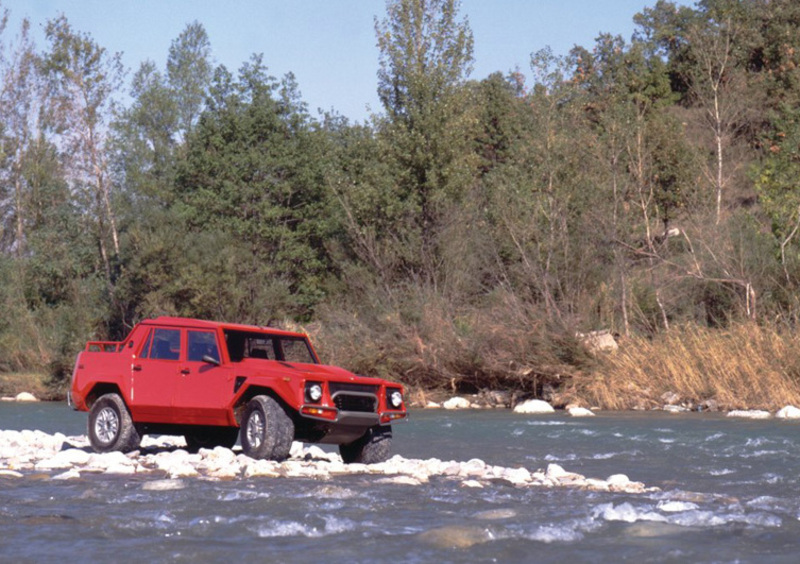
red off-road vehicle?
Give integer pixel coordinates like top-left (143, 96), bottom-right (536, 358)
top-left (69, 317), bottom-right (407, 463)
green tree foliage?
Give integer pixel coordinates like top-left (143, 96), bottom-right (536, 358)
top-left (174, 56), bottom-right (333, 322)
top-left (374, 0), bottom-right (477, 283)
top-left (40, 15), bottom-right (125, 292)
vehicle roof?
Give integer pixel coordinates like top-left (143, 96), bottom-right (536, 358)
top-left (140, 316), bottom-right (307, 338)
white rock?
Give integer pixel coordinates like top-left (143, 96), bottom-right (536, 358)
top-left (606, 473), bottom-right (631, 486)
top-left (513, 399), bottom-right (555, 414)
top-left (87, 451), bottom-right (133, 470)
top-left (425, 401), bottom-right (442, 408)
top-left (584, 478), bottom-right (610, 491)
top-left (35, 448), bottom-right (90, 470)
top-left (0, 428), bottom-right (659, 495)
top-left (375, 475), bottom-right (422, 486)
top-left (143, 479), bottom-right (186, 491)
top-left (607, 473), bottom-right (647, 493)
top-left (498, 466), bottom-right (532, 485)
top-left (289, 441), bottom-right (306, 458)
top-left (567, 406), bottom-right (595, 417)
top-left (104, 463), bottom-right (137, 475)
top-left (458, 458), bottom-right (486, 477)
top-left (576, 329), bottom-right (618, 353)
top-left (443, 397), bottom-right (471, 410)
top-left (243, 459), bottom-right (281, 478)
top-left (657, 500), bottom-right (698, 512)
top-left (546, 463), bottom-right (584, 484)
top-left (726, 410), bottom-right (772, 419)
top-left (545, 463), bottom-right (567, 478)
top-left (280, 461), bottom-right (331, 480)
top-left (776, 405), bottom-right (800, 419)
top-left (663, 405), bottom-right (689, 413)
top-left (52, 468), bottom-right (81, 480)
top-left (15, 392), bottom-right (38, 402)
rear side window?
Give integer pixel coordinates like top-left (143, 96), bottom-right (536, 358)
top-left (139, 329), bottom-right (154, 359)
top-left (150, 328), bottom-right (181, 360)
top-left (188, 330), bottom-right (220, 362)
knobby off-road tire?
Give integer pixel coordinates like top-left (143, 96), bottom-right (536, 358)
top-left (240, 395), bottom-right (294, 461)
top-left (184, 426), bottom-right (239, 452)
top-left (88, 393), bottom-right (141, 453)
top-left (339, 425), bottom-right (392, 464)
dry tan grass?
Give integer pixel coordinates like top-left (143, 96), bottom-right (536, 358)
top-left (312, 289), bottom-right (589, 395)
top-left (0, 372), bottom-right (54, 400)
top-left (573, 323), bottom-right (800, 411)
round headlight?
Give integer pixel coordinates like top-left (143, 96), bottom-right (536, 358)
top-left (307, 383), bottom-right (323, 402)
top-left (389, 390), bottom-right (403, 408)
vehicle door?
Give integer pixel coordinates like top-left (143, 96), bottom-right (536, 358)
top-left (130, 326), bottom-right (182, 422)
top-left (173, 329), bottom-right (233, 425)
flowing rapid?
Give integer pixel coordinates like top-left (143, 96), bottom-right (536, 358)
top-left (2, 403), bottom-right (800, 563)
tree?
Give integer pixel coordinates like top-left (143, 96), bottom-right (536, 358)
top-left (0, 13), bottom-right (38, 256)
top-left (40, 15), bottom-right (125, 291)
top-left (166, 21), bottom-right (212, 140)
top-left (174, 56), bottom-right (333, 321)
top-left (637, 0), bottom-right (760, 224)
top-left (374, 0), bottom-right (477, 284)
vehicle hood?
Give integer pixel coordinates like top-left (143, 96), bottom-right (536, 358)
top-left (239, 359), bottom-right (393, 385)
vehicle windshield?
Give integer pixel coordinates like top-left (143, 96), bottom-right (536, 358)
top-left (224, 330), bottom-right (317, 364)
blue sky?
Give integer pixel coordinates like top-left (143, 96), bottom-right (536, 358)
top-left (4, 1), bottom-right (692, 122)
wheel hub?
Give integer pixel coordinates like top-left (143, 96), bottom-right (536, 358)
top-left (247, 411), bottom-right (264, 448)
top-left (95, 407), bottom-right (119, 443)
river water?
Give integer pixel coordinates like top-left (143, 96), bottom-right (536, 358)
top-left (2, 403), bottom-right (800, 563)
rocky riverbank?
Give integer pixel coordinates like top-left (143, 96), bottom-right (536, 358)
top-left (0, 429), bottom-right (655, 494)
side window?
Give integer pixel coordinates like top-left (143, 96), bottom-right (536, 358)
top-left (188, 330), bottom-right (219, 362)
top-left (150, 328), bottom-right (181, 360)
top-left (139, 329), bottom-right (154, 359)
top-left (280, 338), bottom-right (315, 364)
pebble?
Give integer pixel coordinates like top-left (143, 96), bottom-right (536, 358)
top-left (0, 429), bottom-right (658, 494)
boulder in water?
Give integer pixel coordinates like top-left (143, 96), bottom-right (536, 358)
top-left (513, 399), bottom-right (554, 414)
top-left (776, 405), bottom-right (800, 419)
top-left (442, 397), bottom-right (471, 410)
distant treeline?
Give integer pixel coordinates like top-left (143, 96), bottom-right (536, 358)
top-left (2, 0), bottom-right (800, 396)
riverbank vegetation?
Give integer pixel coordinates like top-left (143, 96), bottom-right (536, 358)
top-left (572, 323), bottom-right (800, 411)
top-left (3, 0), bottom-right (800, 409)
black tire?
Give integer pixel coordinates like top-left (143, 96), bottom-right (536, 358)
top-left (339, 425), bottom-right (392, 464)
top-left (184, 426), bottom-right (239, 452)
top-left (240, 395), bottom-right (294, 461)
top-left (88, 393), bottom-right (141, 453)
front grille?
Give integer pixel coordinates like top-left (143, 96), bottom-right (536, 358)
top-left (328, 382), bottom-right (379, 413)
top-left (333, 393), bottom-right (377, 413)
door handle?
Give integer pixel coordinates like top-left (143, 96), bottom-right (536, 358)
top-left (133, 364), bottom-right (142, 371)
top-left (181, 368), bottom-right (190, 375)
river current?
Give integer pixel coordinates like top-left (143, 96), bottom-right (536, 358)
top-left (2, 403), bottom-right (800, 563)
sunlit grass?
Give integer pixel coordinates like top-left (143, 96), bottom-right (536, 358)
top-left (574, 323), bottom-right (800, 411)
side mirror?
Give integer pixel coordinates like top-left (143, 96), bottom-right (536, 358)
top-left (202, 354), bottom-right (221, 366)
